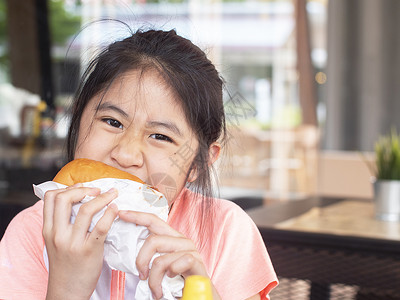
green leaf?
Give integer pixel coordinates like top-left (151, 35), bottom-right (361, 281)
top-left (375, 128), bottom-right (400, 180)
top-left (49, 0), bottom-right (81, 46)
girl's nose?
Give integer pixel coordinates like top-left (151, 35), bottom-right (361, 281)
top-left (110, 135), bottom-right (144, 169)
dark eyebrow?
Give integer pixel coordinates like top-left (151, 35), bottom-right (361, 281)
top-left (146, 121), bottom-right (184, 138)
top-left (96, 102), bottom-right (129, 119)
top-left (96, 102), bottom-right (184, 137)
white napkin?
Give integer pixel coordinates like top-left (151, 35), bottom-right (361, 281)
top-left (34, 178), bottom-right (184, 300)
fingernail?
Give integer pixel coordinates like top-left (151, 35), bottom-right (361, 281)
top-left (107, 188), bottom-right (117, 194)
top-left (88, 188), bottom-right (101, 195)
top-left (139, 271), bottom-right (145, 280)
top-left (139, 269), bottom-right (149, 280)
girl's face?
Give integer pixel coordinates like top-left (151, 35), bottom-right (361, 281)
top-left (74, 69), bottom-right (199, 204)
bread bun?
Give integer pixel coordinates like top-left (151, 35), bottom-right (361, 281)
top-left (53, 158), bottom-right (144, 186)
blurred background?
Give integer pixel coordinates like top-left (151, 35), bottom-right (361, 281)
top-left (2, 0), bottom-right (399, 203)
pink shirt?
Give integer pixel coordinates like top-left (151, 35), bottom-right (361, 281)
top-left (0, 189), bottom-right (277, 299)
top-left (169, 189), bottom-right (278, 299)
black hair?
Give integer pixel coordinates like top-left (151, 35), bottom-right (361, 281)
top-left (66, 28), bottom-right (226, 248)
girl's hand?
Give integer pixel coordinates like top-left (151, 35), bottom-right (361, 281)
top-left (43, 183), bottom-right (119, 300)
top-left (118, 211), bottom-right (222, 300)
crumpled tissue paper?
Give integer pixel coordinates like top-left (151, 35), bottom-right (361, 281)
top-left (33, 178), bottom-right (184, 300)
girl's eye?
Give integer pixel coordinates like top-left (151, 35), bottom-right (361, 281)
top-left (103, 118), bottom-right (123, 129)
top-left (150, 133), bottom-right (173, 143)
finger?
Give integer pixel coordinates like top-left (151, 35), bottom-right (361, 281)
top-left (148, 255), bottom-right (169, 300)
top-left (136, 234), bottom-right (196, 279)
top-left (72, 188), bottom-right (118, 241)
top-left (65, 183), bottom-right (83, 189)
top-left (43, 189), bottom-right (58, 235)
top-left (42, 185), bottom-right (84, 234)
top-left (53, 187), bottom-right (101, 230)
top-left (148, 252), bottom-right (206, 300)
top-left (88, 203), bottom-right (119, 244)
top-left (164, 252), bottom-right (207, 278)
top-left (119, 210), bottom-right (181, 237)
top-left (43, 184), bottom-right (95, 237)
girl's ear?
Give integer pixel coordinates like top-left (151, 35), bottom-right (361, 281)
top-left (187, 167), bottom-right (197, 183)
top-left (187, 142), bottom-right (221, 183)
top-left (208, 142), bottom-right (221, 166)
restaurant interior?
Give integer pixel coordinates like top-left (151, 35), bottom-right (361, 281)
top-left (1, 0), bottom-right (400, 299)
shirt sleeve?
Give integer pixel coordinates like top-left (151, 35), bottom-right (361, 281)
top-left (0, 201), bottom-right (48, 300)
top-left (209, 200), bottom-right (278, 300)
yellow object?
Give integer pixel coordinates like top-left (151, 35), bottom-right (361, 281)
top-left (22, 101), bottom-right (47, 167)
top-left (181, 275), bottom-right (213, 300)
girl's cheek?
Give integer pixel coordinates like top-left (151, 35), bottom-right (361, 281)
top-left (145, 148), bottom-right (192, 197)
top-left (144, 167), bottom-right (180, 203)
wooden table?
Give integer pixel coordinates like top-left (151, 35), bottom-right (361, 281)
top-left (247, 198), bottom-right (400, 300)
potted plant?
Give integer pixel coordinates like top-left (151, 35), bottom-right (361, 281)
top-left (373, 129), bottom-right (400, 221)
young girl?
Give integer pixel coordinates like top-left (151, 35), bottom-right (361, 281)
top-left (0, 29), bottom-right (277, 299)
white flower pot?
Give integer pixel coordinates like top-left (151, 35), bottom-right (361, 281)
top-left (373, 180), bottom-right (400, 221)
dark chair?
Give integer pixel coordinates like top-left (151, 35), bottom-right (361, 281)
top-left (0, 202), bottom-right (28, 239)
